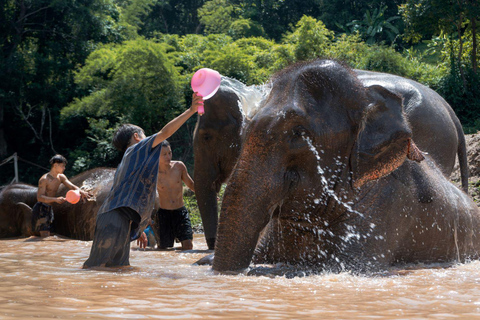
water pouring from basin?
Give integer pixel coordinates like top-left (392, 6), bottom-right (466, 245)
top-left (191, 68), bottom-right (221, 115)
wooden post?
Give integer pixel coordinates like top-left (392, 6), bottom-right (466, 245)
top-left (13, 153), bottom-right (18, 183)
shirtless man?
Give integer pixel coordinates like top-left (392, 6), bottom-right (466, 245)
top-left (154, 140), bottom-right (195, 250)
top-left (33, 154), bottom-right (89, 237)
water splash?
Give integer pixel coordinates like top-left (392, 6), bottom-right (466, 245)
top-left (220, 77), bottom-right (271, 119)
top-left (303, 136), bottom-right (365, 219)
top-left (80, 170), bottom-right (115, 201)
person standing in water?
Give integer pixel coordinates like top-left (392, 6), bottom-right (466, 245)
top-left (34, 154), bottom-right (89, 237)
top-left (83, 93), bottom-right (201, 269)
top-left (154, 140), bottom-right (195, 250)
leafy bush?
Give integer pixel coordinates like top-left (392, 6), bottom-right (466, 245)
top-left (437, 66), bottom-right (480, 133)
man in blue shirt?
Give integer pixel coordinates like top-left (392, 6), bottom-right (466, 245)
top-left (83, 93), bottom-right (202, 268)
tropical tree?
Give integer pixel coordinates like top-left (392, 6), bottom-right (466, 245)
top-left (198, 0), bottom-right (235, 34)
top-left (346, 5), bottom-right (401, 45)
top-left (283, 16), bottom-right (334, 61)
top-left (0, 0), bottom-right (119, 167)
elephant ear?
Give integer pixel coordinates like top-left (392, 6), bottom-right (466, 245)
top-left (351, 85), bottom-right (424, 188)
top-left (16, 202), bottom-right (33, 236)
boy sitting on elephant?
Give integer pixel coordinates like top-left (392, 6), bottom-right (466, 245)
top-left (153, 140), bottom-right (195, 250)
top-left (83, 93), bottom-right (201, 269)
top-left (34, 154), bottom-right (89, 237)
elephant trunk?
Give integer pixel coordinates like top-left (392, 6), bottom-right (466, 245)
top-left (194, 169), bottom-right (220, 250)
top-left (212, 140), bottom-right (283, 273)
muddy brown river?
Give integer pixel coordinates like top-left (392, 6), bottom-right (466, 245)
top-left (1, 234), bottom-right (480, 319)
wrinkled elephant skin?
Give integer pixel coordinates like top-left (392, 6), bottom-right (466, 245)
top-left (211, 60), bottom-right (480, 274)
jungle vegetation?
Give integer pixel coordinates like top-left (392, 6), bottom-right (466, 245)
top-left (1, 0), bottom-right (479, 187)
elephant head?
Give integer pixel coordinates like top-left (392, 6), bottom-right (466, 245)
top-left (212, 60), bottom-right (424, 273)
top-left (0, 183), bottom-right (37, 238)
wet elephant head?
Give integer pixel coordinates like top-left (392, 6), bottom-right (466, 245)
top-left (212, 59), bottom-right (427, 273)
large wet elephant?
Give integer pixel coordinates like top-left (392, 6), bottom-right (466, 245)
top-left (210, 59), bottom-right (480, 274)
top-left (193, 64), bottom-right (469, 251)
top-left (0, 168), bottom-right (115, 240)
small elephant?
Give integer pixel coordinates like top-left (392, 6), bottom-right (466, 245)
top-left (210, 59), bottom-right (480, 274)
top-left (193, 63), bottom-right (469, 251)
top-left (0, 168), bottom-right (115, 240)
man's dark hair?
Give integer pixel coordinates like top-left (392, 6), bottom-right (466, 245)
top-left (160, 140), bottom-right (171, 150)
top-left (49, 154), bottom-right (67, 166)
top-left (112, 124), bottom-right (145, 153)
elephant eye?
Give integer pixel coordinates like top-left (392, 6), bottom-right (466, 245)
top-left (292, 125), bottom-right (307, 138)
top-left (203, 133), bottom-right (212, 141)
top-left (289, 125), bottom-right (309, 150)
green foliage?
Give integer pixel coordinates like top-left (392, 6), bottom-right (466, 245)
top-left (62, 38), bottom-right (183, 134)
top-left (0, 0), bottom-right (122, 185)
top-left (437, 66), bottom-right (480, 133)
top-left (3, 0), bottom-right (479, 185)
top-left (183, 184), bottom-right (226, 230)
top-left (183, 191), bottom-right (202, 229)
top-left (118, 0), bottom-right (158, 36)
top-left (283, 16), bottom-right (334, 61)
top-left (198, 0), bottom-right (235, 34)
top-left (228, 18), bottom-right (265, 39)
top-left (400, 0), bottom-right (461, 43)
top-left (70, 118), bottom-right (120, 173)
top-left (346, 6), bottom-right (401, 45)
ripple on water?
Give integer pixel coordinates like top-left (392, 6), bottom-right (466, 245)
top-left (2, 236), bottom-right (480, 319)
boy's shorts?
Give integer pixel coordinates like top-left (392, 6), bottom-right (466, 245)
top-left (31, 202), bottom-right (54, 234)
top-left (154, 206), bottom-right (193, 248)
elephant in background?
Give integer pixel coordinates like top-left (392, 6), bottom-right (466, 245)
top-left (193, 63), bottom-right (469, 251)
top-left (0, 168), bottom-right (115, 240)
top-left (193, 78), bottom-right (268, 249)
top-left (0, 183), bottom-right (37, 238)
top-left (209, 59), bottom-right (480, 274)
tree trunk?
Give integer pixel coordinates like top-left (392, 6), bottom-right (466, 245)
top-left (456, 17), bottom-right (467, 89)
top-left (472, 16), bottom-right (477, 74)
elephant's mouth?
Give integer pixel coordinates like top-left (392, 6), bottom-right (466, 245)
top-left (406, 139), bottom-right (425, 162)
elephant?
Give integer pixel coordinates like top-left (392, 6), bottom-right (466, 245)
top-left (193, 78), bottom-right (268, 249)
top-left (193, 65), bottom-right (469, 251)
top-left (208, 59), bottom-right (480, 274)
top-left (0, 168), bottom-right (115, 240)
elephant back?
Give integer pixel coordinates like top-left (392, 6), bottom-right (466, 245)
top-left (53, 168), bottom-right (116, 240)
